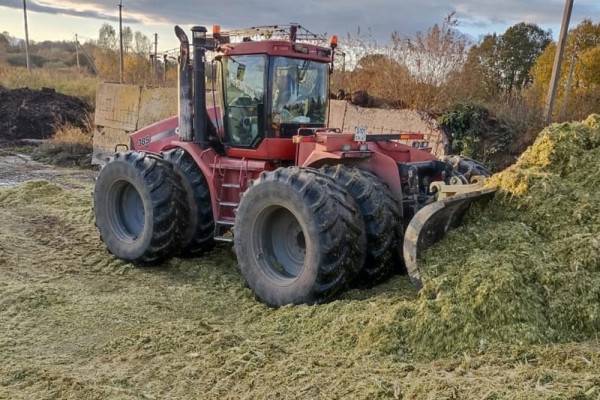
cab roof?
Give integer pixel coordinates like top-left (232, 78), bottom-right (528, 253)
top-left (219, 40), bottom-right (332, 63)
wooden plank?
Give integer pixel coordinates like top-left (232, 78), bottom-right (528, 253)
top-left (138, 87), bottom-right (178, 129)
top-left (94, 83), bottom-right (141, 131)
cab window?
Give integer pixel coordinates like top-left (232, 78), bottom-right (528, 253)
top-left (222, 55), bottom-right (266, 147)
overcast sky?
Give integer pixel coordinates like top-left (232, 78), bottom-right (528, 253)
top-left (1, 0), bottom-right (599, 51)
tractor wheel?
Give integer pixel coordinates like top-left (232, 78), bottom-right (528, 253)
top-left (321, 165), bottom-right (403, 283)
top-left (164, 148), bottom-right (215, 255)
top-left (94, 151), bottom-right (180, 264)
top-left (234, 167), bottom-right (366, 306)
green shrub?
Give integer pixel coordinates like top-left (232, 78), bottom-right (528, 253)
top-left (438, 103), bottom-right (514, 169)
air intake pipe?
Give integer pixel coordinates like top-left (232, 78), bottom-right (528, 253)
top-left (175, 25), bottom-right (193, 141)
top-left (191, 26), bottom-right (209, 148)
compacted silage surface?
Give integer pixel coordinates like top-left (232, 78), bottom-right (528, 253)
top-left (1, 116), bottom-right (600, 399)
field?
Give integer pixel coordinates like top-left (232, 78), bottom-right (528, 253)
top-left (1, 146), bottom-right (600, 399)
top-left (0, 65), bottom-right (98, 105)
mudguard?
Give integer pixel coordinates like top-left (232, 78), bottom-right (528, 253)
top-left (403, 187), bottom-right (496, 289)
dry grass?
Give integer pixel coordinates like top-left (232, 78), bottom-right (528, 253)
top-left (0, 65), bottom-right (98, 105)
top-left (51, 125), bottom-right (93, 145)
top-left (31, 126), bottom-right (94, 168)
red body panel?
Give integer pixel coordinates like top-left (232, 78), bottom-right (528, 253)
top-left (130, 115), bottom-right (438, 223)
top-left (130, 116), bottom-right (179, 151)
top-left (174, 141), bottom-right (272, 224)
top-left (225, 138), bottom-right (296, 160)
top-left (294, 133), bottom-right (436, 199)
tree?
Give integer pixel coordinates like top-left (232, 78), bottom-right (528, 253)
top-left (122, 26), bottom-right (133, 53)
top-left (579, 46), bottom-right (600, 86)
top-left (461, 34), bottom-right (503, 98)
top-left (529, 20), bottom-right (600, 121)
top-left (98, 24), bottom-right (117, 50)
top-left (0, 32), bottom-right (9, 47)
top-left (499, 23), bottom-right (552, 92)
top-left (134, 31), bottom-right (151, 55)
top-left (0, 32), bottom-right (9, 62)
top-left (462, 23), bottom-right (551, 96)
top-left (568, 19), bottom-right (600, 52)
top-left (531, 20), bottom-right (600, 95)
top-left (392, 13), bottom-right (468, 86)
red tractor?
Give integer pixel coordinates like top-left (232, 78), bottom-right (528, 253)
top-left (94, 24), bottom-right (494, 306)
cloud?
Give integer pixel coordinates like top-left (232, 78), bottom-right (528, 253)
top-left (454, 0), bottom-right (598, 29)
top-left (1, 0), bottom-right (599, 41)
top-left (0, 0), bottom-right (142, 23)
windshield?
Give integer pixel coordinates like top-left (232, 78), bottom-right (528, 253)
top-left (270, 57), bottom-right (328, 136)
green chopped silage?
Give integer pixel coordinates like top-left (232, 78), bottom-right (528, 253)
top-left (2, 117), bottom-right (600, 399)
top-left (404, 114), bottom-right (600, 358)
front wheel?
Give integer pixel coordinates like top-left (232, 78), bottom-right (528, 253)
top-left (94, 151), bottom-right (180, 264)
top-left (234, 167), bottom-right (366, 306)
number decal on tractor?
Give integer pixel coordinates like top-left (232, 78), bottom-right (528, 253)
top-left (137, 136), bottom-right (151, 147)
top-left (354, 126), bottom-right (368, 142)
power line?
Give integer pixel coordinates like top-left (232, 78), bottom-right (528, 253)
top-left (74, 36), bottom-right (99, 75)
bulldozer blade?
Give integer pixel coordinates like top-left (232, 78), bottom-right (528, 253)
top-left (403, 188), bottom-right (496, 290)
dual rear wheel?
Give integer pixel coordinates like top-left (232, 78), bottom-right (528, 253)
top-left (234, 167), bottom-right (367, 306)
top-left (233, 166), bottom-right (404, 306)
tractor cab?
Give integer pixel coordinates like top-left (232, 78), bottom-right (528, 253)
top-left (197, 25), bottom-right (337, 159)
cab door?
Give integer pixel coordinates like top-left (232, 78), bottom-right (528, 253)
top-left (221, 54), bottom-right (268, 148)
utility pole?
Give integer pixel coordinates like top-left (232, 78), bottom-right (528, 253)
top-left (75, 34), bottom-right (80, 71)
top-left (545, 0), bottom-right (574, 124)
top-left (163, 54), bottom-right (168, 83)
top-left (154, 33), bottom-right (158, 82)
top-left (118, 0), bottom-right (124, 83)
top-left (22, 0), bottom-right (31, 71)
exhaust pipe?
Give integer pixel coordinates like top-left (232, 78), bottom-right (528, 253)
top-left (175, 25), bottom-right (193, 142)
top-left (191, 26), bottom-right (209, 148)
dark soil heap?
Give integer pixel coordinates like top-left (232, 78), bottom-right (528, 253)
top-left (0, 86), bottom-right (91, 142)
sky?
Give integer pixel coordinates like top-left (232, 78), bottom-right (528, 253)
top-left (0, 0), bottom-right (599, 52)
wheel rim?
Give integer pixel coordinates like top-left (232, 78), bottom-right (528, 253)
top-left (109, 180), bottom-right (145, 241)
top-left (253, 206), bottom-right (306, 282)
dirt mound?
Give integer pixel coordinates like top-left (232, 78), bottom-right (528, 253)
top-left (0, 86), bottom-right (91, 142)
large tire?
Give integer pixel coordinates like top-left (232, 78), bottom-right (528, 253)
top-left (94, 151), bottom-right (180, 264)
top-left (321, 165), bottom-right (403, 283)
top-left (163, 148), bottom-right (215, 255)
top-left (234, 167), bottom-right (366, 306)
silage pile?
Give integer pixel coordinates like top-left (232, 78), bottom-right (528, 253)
top-left (402, 115), bottom-right (600, 358)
